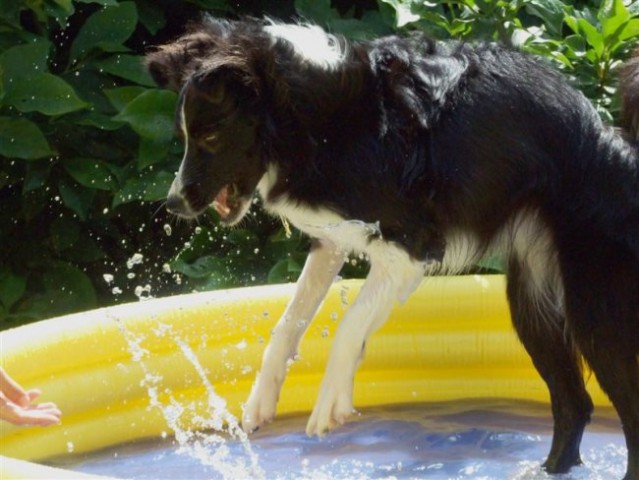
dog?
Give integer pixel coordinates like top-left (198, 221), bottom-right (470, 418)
top-left (146, 18), bottom-right (639, 479)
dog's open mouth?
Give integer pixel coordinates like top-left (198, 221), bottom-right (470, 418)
top-left (211, 184), bottom-right (242, 222)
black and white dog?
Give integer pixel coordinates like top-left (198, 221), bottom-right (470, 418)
top-left (147, 18), bottom-right (639, 479)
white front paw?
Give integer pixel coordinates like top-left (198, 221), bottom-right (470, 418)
top-left (306, 380), bottom-right (354, 436)
top-left (241, 374), bottom-right (280, 433)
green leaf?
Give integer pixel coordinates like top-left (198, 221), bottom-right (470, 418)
top-left (138, 137), bottom-right (170, 169)
top-left (379, 0), bottom-right (421, 28)
top-left (525, 0), bottom-right (565, 36)
top-left (0, 40), bottom-right (51, 89)
top-left (94, 54), bottom-right (155, 86)
top-left (58, 178), bottom-right (95, 220)
top-left (4, 73), bottom-right (88, 115)
top-left (563, 34), bottom-right (587, 53)
top-left (48, 218), bottom-right (104, 265)
top-left (0, 0), bottom-right (22, 27)
top-left (295, 0), bottom-right (339, 24)
top-left (61, 237), bottom-right (105, 263)
top-left (76, 112), bottom-right (124, 131)
top-left (267, 258), bottom-right (301, 284)
top-left (23, 160), bottom-right (53, 192)
top-left (0, 269), bottom-right (27, 310)
top-left (618, 18), bottom-right (639, 41)
top-left (41, 262), bottom-right (97, 313)
top-left (50, 217), bottom-right (81, 253)
top-left (600, 0), bottom-right (630, 39)
top-left (564, 14), bottom-right (580, 35)
top-left (70, 2), bottom-right (138, 61)
top-left (136, 0), bottom-right (167, 35)
top-left (172, 255), bottom-right (223, 279)
top-left (577, 18), bottom-right (604, 57)
top-left (113, 89), bottom-right (177, 142)
top-left (112, 170), bottom-right (173, 206)
top-left (44, 1), bottom-right (76, 26)
top-left (225, 229), bottom-right (260, 247)
top-left (103, 86), bottom-right (148, 111)
top-left (62, 157), bottom-right (116, 191)
top-left (0, 117), bottom-right (53, 160)
top-left (52, 0), bottom-right (74, 12)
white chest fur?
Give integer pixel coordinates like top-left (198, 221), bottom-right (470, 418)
top-left (256, 165), bottom-right (380, 255)
top-left (256, 166), bottom-right (428, 304)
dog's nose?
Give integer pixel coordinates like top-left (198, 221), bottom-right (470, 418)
top-left (166, 193), bottom-right (189, 216)
top-left (166, 175), bottom-right (193, 217)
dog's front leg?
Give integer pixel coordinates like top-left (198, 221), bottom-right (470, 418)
top-left (242, 239), bottom-right (345, 433)
top-left (306, 246), bottom-right (425, 436)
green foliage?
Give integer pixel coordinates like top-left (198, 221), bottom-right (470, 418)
top-left (0, 0), bottom-right (637, 328)
top-left (0, 1), bottom-right (212, 326)
top-left (370, 0), bottom-right (639, 120)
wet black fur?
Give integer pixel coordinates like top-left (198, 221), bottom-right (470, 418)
top-left (148, 18), bottom-right (639, 479)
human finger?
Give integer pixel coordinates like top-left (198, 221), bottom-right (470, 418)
top-left (1, 402), bottom-right (62, 426)
top-left (0, 368), bottom-right (29, 407)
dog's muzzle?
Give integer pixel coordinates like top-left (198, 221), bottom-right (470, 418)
top-left (166, 191), bottom-right (191, 217)
top-left (166, 175), bottom-right (237, 221)
top-left (166, 176), bottom-right (201, 218)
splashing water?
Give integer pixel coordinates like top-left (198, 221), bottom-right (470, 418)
top-left (318, 219), bottom-right (382, 238)
top-left (126, 253), bottom-right (144, 269)
top-left (112, 314), bottom-right (264, 479)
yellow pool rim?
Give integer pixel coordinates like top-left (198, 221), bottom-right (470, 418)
top-left (0, 275), bottom-right (610, 479)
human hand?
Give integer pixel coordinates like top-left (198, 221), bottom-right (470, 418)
top-left (0, 367), bottom-right (61, 426)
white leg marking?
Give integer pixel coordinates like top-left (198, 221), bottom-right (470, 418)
top-left (306, 244), bottom-right (425, 436)
top-left (242, 239), bottom-right (345, 433)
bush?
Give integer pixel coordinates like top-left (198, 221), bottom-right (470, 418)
top-left (0, 0), bottom-right (637, 328)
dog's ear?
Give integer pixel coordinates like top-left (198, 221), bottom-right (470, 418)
top-left (145, 27), bottom-right (229, 92)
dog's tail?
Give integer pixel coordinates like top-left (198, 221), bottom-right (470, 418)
top-left (620, 47), bottom-right (639, 141)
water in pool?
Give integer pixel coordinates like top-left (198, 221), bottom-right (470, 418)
top-left (49, 399), bottom-right (626, 479)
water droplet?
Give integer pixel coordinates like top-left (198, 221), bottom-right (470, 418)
top-left (134, 284), bottom-right (152, 300)
top-left (126, 253), bottom-right (144, 269)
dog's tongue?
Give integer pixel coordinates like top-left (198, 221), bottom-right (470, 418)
top-left (212, 186), bottom-right (231, 217)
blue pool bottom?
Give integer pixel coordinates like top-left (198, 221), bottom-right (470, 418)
top-left (50, 399), bottom-right (626, 479)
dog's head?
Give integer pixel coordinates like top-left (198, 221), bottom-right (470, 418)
top-left (146, 19), bottom-right (265, 224)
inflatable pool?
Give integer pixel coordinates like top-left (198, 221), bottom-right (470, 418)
top-left (0, 275), bottom-right (612, 479)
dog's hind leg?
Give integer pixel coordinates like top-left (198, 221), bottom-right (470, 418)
top-left (242, 239), bottom-right (345, 433)
top-left (506, 259), bottom-right (594, 473)
top-left (582, 350), bottom-right (639, 480)
top-left (560, 249), bottom-right (639, 480)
